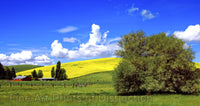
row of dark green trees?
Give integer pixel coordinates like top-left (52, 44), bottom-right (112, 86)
top-left (51, 61), bottom-right (67, 80)
top-left (31, 70), bottom-right (43, 80)
top-left (31, 61), bottom-right (67, 80)
top-left (0, 63), bottom-right (16, 80)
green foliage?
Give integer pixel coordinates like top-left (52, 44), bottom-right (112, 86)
top-left (51, 67), bottom-right (55, 78)
top-left (59, 68), bottom-right (68, 80)
top-left (31, 70), bottom-right (38, 79)
top-left (0, 63), bottom-right (5, 79)
top-left (4, 67), bottom-right (11, 80)
top-left (37, 70), bottom-right (43, 78)
top-left (5, 65), bottom-right (42, 72)
top-left (54, 61), bottom-right (67, 80)
top-left (11, 67), bottom-right (16, 78)
top-left (56, 61), bottom-right (61, 79)
top-left (113, 31), bottom-right (199, 94)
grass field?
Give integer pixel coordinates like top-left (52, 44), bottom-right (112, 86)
top-left (16, 58), bottom-right (121, 78)
top-left (4, 65), bottom-right (42, 72)
top-left (1, 72), bottom-right (200, 106)
top-left (4, 58), bottom-right (199, 105)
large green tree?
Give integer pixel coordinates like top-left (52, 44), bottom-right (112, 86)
top-left (113, 31), bottom-right (199, 94)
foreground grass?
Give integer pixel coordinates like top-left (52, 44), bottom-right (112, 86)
top-left (16, 58), bottom-right (121, 78)
top-left (1, 72), bottom-right (200, 106)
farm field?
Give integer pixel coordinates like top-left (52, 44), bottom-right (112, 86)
top-left (4, 65), bottom-right (42, 73)
top-left (1, 72), bottom-right (200, 106)
top-left (16, 58), bottom-right (121, 78)
top-left (196, 63), bottom-right (200, 68)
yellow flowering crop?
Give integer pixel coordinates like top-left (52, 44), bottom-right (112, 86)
top-left (16, 58), bottom-right (121, 79)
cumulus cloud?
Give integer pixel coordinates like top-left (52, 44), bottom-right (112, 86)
top-left (9, 51), bottom-right (32, 62)
top-left (57, 26), bottom-right (78, 33)
top-left (0, 51), bottom-right (53, 66)
top-left (0, 54), bottom-right (8, 61)
top-left (51, 40), bottom-right (69, 58)
top-left (63, 37), bottom-right (78, 43)
top-left (141, 9), bottom-right (155, 20)
top-left (51, 24), bottom-right (121, 59)
top-left (128, 4), bottom-right (139, 15)
top-left (174, 24), bottom-right (200, 42)
top-left (34, 55), bottom-right (53, 65)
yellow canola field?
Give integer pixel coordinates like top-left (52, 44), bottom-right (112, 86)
top-left (196, 63), bottom-right (200, 68)
top-left (16, 57), bottom-right (200, 79)
top-left (16, 58), bottom-right (121, 79)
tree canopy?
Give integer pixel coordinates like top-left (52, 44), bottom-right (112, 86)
top-left (113, 31), bottom-right (199, 95)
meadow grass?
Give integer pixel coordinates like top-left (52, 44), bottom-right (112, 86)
top-left (1, 72), bottom-right (200, 106)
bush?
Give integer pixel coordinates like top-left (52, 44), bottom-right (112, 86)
top-left (113, 31), bottom-right (199, 95)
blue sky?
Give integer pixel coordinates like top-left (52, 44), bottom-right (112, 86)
top-left (0, 0), bottom-right (200, 65)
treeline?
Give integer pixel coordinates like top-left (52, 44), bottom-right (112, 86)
top-left (31, 61), bottom-right (67, 80)
top-left (0, 63), bottom-right (16, 80)
top-left (31, 70), bottom-right (43, 80)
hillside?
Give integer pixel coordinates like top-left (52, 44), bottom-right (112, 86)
top-left (16, 58), bottom-right (200, 79)
top-left (16, 58), bottom-right (121, 78)
top-left (4, 65), bottom-right (42, 72)
top-left (196, 63), bottom-right (200, 68)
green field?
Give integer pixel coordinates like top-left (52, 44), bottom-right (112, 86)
top-left (1, 71), bottom-right (200, 106)
top-left (4, 65), bottom-right (42, 72)
top-left (1, 58), bottom-right (200, 105)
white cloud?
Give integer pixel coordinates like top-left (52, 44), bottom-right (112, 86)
top-left (0, 54), bottom-right (8, 61)
top-left (108, 37), bottom-right (121, 44)
top-left (57, 26), bottom-right (78, 33)
top-left (34, 55), bottom-right (53, 65)
top-left (51, 24), bottom-right (121, 59)
top-left (141, 9), bottom-right (155, 20)
top-left (63, 37), bottom-right (78, 43)
top-left (9, 51), bottom-right (32, 62)
top-left (0, 51), bottom-right (53, 66)
top-left (51, 40), bottom-right (69, 58)
top-left (128, 4), bottom-right (139, 15)
top-left (174, 24), bottom-right (200, 42)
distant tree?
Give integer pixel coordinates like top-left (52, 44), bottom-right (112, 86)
top-left (0, 63), bottom-right (5, 79)
top-left (59, 68), bottom-right (67, 80)
top-left (31, 70), bottom-right (38, 79)
top-left (113, 31), bottom-right (199, 95)
top-left (11, 67), bottom-right (16, 78)
top-left (51, 67), bottom-right (55, 78)
top-left (4, 67), bottom-right (11, 80)
top-left (38, 70), bottom-right (43, 78)
top-left (56, 61), bottom-right (61, 79)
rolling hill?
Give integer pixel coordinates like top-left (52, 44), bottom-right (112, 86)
top-left (4, 65), bottom-right (42, 72)
top-left (16, 58), bottom-right (121, 79)
top-left (16, 57), bottom-right (200, 79)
